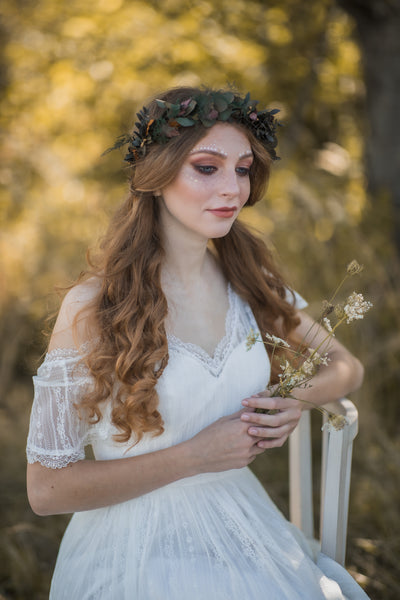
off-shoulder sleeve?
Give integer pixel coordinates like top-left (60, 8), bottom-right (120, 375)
top-left (261, 268), bottom-right (308, 311)
top-left (285, 288), bottom-right (308, 310)
top-left (26, 348), bottom-right (93, 469)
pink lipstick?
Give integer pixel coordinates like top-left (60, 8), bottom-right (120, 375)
top-left (207, 207), bottom-right (236, 218)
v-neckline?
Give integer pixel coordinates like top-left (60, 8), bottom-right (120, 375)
top-left (167, 284), bottom-right (239, 376)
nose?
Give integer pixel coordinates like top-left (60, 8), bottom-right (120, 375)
top-left (219, 168), bottom-right (240, 197)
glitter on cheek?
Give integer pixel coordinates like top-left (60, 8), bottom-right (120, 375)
top-left (185, 172), bottom-right (216, 188)
top-left (180, 164), bottom-right (216, 187)
top-left (180, 164), bottom-right (199, 185)
top-left (187, 174), bottom-right (200, 184)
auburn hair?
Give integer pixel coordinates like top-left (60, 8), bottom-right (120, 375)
top-left (76, 86), bottom-right (301, 444)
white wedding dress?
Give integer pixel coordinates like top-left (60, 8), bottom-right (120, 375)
top-left (27, 285), bottom-right (369, 599)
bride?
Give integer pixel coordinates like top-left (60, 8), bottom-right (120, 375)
top-left (27, 86), bottom-right (369, 599)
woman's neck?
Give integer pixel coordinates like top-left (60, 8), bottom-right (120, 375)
top-left (161, 233), bottom-right (211, 290)
top-left (159, 204), bottom-right (212, 289)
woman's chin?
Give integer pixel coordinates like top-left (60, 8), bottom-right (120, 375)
top-left (204, 221), bottom-right (237, 240)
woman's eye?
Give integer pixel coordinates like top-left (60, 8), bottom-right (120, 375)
top-left (236, 167), bottom-right (251, 177)
top-left (194, 165), bottom-right (217, 175)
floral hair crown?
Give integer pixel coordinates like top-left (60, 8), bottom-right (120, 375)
top-left (104, 90), bottom-right (281, 164)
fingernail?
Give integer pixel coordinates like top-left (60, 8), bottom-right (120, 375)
top-left (249, 428), bottom-right (258, 435)
top-left (241, 413), bottom-right (250, 421)
top-left (242, 400), bottom-right (249, 406)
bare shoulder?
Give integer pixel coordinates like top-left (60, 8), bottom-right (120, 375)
top-left (48, 277), bottom-right (102, 351)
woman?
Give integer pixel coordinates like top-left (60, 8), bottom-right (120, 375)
top-left (26, 86), bottom-right (369, 599)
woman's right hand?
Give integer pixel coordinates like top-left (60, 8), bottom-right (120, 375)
top-left (185, 409), bottom-right (265, 474)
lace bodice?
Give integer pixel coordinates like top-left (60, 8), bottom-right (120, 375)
top-left (167, 284), bottom-right (252, 377)
top-left (27, 286), bottom-right (306, 469)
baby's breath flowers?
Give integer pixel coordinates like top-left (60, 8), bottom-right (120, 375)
top-left (323, 317), bottom-right (334, 334)
top-left (265, 333), bottom-right (290, 348)
top-left (343, 292), bottom-right (373, 324)
top-left (246, 328), bottom-right (259, 351)
top-left (246, 259), bottom-right (372, 431)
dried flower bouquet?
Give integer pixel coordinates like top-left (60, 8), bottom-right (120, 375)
top-left (246, 260), bottom-right (372, 431)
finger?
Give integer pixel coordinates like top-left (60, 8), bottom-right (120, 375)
top-left (228, 407), bottom-right (257, 420)
top-left (243, 395), bottom-right (301, 411)
top-left (241, 408), bottom-right (301, 427)
top-left (256, 436), bottom-right (288, 449)
top-left (250, 443), bottom-right (266, 456)
top-left (243, 389), bottom-right (273, 401)
top-left (247, 422), bottom-right (296, 439)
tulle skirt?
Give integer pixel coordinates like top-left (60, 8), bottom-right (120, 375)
top-left (50, 468), bottom-right (369, 599)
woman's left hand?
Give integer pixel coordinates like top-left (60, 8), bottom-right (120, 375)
top-left (240, 391), bottom-right (302, 449)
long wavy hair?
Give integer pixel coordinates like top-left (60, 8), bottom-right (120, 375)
top-left (77, 86), bottom-right (301, 444)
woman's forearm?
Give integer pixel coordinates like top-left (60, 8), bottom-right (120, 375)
top-left (293, 351), bottom-right (364, 408)
top-left (27, 409), bottom-right (269, 516)
top-left (288, 310), bottom-right (364, 408)
top-left (27, 441), bottom-right (197, 516)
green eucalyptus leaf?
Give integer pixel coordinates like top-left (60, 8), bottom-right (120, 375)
top-left (175, 117), bottom-right (195, 126)
top-left (218, 109), bottom-right (231, 121)
top-left (214, 97), bottom-right (228, 111)
top-left (222, 92), bottom-right (235, 103)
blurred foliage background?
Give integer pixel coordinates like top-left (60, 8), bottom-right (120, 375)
top-left (1, 0), bottom-right (399, 598)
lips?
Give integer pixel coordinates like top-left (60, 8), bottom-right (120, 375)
top-left (207, 207), bottom-right (237, 218)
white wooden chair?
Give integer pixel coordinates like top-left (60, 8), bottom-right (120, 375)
top-left (289, 398), bottom-right (358, 565)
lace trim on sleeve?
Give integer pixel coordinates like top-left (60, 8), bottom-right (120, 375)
top-left (26, 448), bottom-right (85, 469)
top-left (43, 340), bottom-right (94, 363)
top-left (45, 347), bottom-right (84, 361)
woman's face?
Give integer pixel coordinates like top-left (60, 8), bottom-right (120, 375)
top-left (159, 123), bottom-right (253, 242)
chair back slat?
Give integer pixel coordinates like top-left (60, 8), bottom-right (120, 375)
top-left (289, 399), bottom-right (359, 566)
top-left (289, 410), bottom-right (314, 539)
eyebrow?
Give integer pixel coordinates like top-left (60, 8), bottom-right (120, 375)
top-left (239, 151), bottom-right (254, 159)
top-left (189, 150), bottom-right (253, 159)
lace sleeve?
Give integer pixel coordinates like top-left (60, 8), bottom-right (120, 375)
top-left (286, 288), bottom-right (308, 310)
top-left (26, 348), bottom-right (93, 469)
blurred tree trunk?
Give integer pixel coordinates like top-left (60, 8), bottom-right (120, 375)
top-left (338, 0), bottom-right (400, 254)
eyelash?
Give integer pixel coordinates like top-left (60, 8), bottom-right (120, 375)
top-left (194, 165), bottom-right (251, 177)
